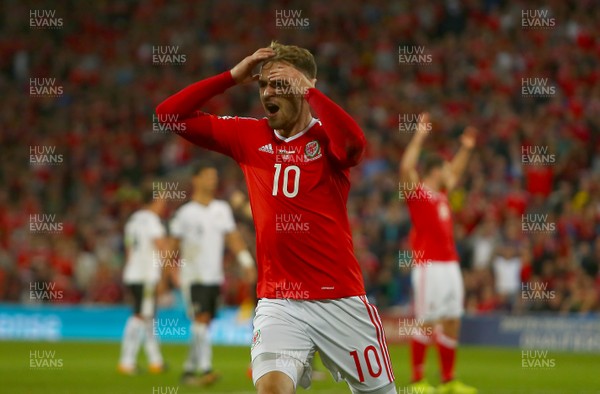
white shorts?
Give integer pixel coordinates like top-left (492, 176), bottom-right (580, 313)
top-left (251, 296), bottom-right (396, 393)
top-left (411, 262), bottom-right (464, 322)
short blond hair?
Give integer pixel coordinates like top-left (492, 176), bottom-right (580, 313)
top-left (264, 41), bottom-right (317, 79)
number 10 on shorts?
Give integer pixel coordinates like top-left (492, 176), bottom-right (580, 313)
top-left (349, 346), bottom-right (382, 382)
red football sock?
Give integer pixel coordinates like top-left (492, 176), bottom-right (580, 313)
top-left (410, 335), bottom-right (431, 382)
top-left (436, 332), bottom-right (457, 383)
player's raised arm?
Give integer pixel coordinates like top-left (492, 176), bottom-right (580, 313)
top-left (267, 64), bottom-right (366, 168)
top-left (306, 87), bottom-right (366, 167)
top-left (155, 48), bottom-right (275, 156)
top-left (157, 47), bottom-right (274, 117)
top-left (444, 126), bottom-right (476, 191)
top-left (156, 72), bottom-right (234, 121)
top-left (400, 112), bottom-right (430, 184)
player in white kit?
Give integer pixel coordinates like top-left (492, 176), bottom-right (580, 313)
top-left (170, 162), bottom-right (256, 386)
top-left (118, 188), bottom-right (169, 374)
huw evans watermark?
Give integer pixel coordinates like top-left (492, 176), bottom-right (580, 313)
top-left (151, 387), bottom-right (179, 394)
top-left (521, 78), bottom-right (556, 97)
top-left (274, 281), bottom-right (309, 299)
top-left (276, 147), bottom-right (304, 164)
top-left (30, 9), bottom-right (63, 29)
top-left (521, 145), bottom-right (555, 165)
top-left (275, 350), bottom-right (304, 368)
top-left (153, 250), bottom-right (187, 268)
top-left (275, 77), bottom-right (309, 98)
top-left (152, 46), bottom-right (186, 65)
top-left (398, 113), bottom-right (432, 133)
top-left (29, 78), bottom-right (63, 97)
top-left (398, 46), bottom-right (432, 65)
top-left (152, 113), bottom-right (187, 133)
top-left (29, 214), bottom-right (63, 234)
top-left (30, 146), bottom-right (63, 165)
top-left (30, 282), bottom-right (63, 301)
top-left (398, 250), bottom-right (432, 268)
top-left (398, 182), bottom-right (433, 201)
top-left (521, 9), bottom-right (556, 29)
top-left (29, 350), bottom-right (63, 369)
top-left (521, 282), bottom-right (555, 300)
top-left (152, 318), bottom-right (187, 338)
top-left (521, 214), bottom-right (555, 233)
top-left (275, 10), bottom-right (309, 29)
top-left (275, 213), bottom-right (310, 233)
top-left (398, 386), bottom-right (428, 394)
top-left (398, 318), bottom-right (434, 338)
top-left (152, 181), bottom-right (187, 201)
top-left (521, 350), bottom-right (556, 369)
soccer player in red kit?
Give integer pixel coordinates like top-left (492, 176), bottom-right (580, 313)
top-left (399, 113), bottom-right (477, 394)
top-left (156, 42), bottom-right (396, 394)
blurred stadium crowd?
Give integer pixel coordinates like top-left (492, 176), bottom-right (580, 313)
top-left (0, 0), bottom-right (598, 314)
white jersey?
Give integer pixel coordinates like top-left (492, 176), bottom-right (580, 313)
top-left (123, 209), bottom-right (166, 285)
top-left (169, 200), bottom-right (235, 285)
top-left (493, 256), bottom-right (522, 296)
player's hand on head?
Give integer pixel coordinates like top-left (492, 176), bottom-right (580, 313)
top-left (461, 126), bottom-right (477, 149)
top-left (230, 47), bottom-right (275, 84)
top-left (267, 63), bottom-right (316, 94)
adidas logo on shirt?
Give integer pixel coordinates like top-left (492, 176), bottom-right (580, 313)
top-left (258, 143), bottom-right (274, 154)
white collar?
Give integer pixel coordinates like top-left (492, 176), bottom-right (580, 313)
top-left (273, 118), bottom-right (318, 143)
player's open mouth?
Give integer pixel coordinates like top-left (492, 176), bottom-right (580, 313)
top-left (265, 103), bottom-right (280, 117)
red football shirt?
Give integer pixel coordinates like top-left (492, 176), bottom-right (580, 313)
top-left (406, 184), bottom-right (458, 262)
top-left (156, 71), bottom-right (366, 300)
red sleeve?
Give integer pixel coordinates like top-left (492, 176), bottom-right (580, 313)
top-left (305, 88), bottom-right (366, 168)
top-left (155, 71), bottom-right (245, 160)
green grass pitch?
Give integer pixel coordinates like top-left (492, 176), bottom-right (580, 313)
top-left (1, 341), bottom-right (598, 393)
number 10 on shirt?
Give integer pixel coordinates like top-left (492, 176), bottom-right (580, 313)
top-left (272, 163), bottom-right (300, 198)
